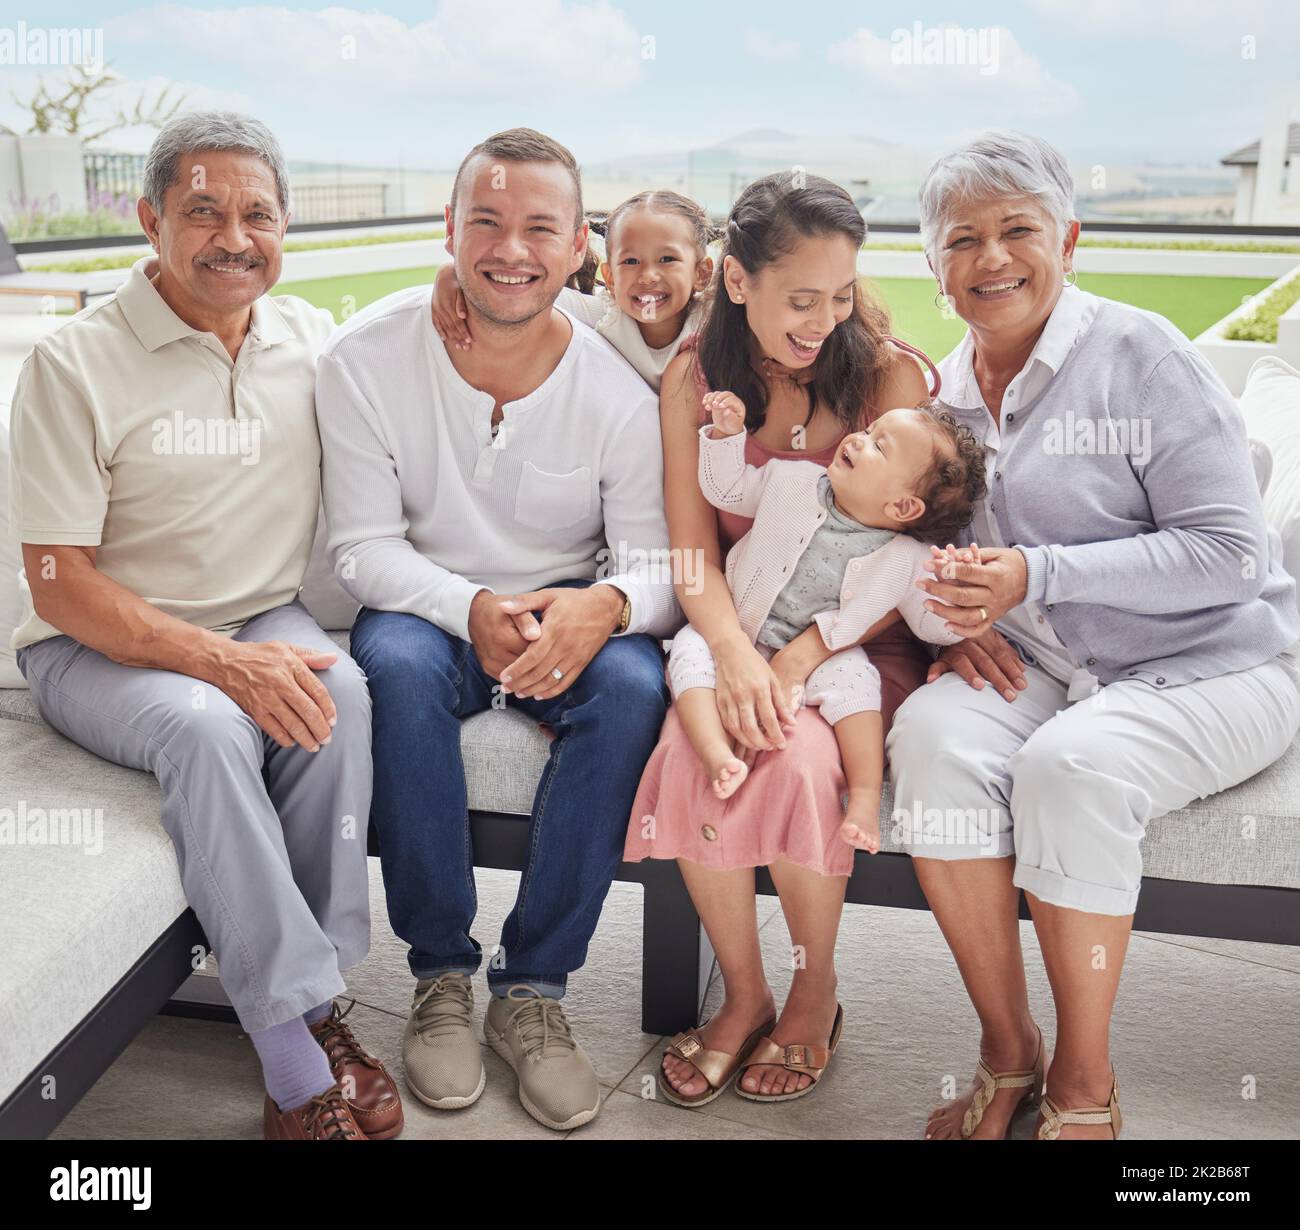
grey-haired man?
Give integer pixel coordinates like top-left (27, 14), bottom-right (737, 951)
top-left (9, 112), bottom-right (399, 1140)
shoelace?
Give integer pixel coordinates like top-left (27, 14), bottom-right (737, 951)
top-left (310, 999), bottom-right (379, 1070)
top-left (301, 1086), bottom-right (362, 1140)
top-left (506, 993), bottom-right (577, 1064)
top-left (412, 975), bottom-right (474, 1039)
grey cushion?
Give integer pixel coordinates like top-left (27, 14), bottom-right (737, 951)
top-left (0, 720), bottom-right (190, 1104)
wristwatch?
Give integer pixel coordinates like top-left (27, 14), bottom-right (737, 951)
top-left (615, 595), bottom-right (632, 635)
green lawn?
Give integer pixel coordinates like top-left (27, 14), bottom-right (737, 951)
top-left (273, 268), bottom-right (1274, 362)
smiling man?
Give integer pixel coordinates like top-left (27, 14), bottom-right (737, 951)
top-left (9, 112), bottom-right (400, 1140)
top-left (315, 128), bottom-right (681, 1130)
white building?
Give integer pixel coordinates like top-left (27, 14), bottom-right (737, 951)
top-left (1222, 120), bottom-right (1300, 226)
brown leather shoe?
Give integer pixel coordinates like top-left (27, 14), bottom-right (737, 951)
top-left (263, 1083), bottom-right (367, 1139)
top-left (309, 999), bottom-right (404, 1140)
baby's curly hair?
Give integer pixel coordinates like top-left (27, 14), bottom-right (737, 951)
top-left (905, 402), bottom-right (988, 546)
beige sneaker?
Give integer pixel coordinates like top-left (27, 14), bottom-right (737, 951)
top-left (401, 973), bottom-right (485, 1110)
top-left (484, 986), bottom-right (601, 1130)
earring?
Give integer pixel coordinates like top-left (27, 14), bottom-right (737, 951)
top-left (734, 293), bottom-right (745, 303)
top-left (1064, 269), bottom-right (1078, 287)
top-left (933, 289), bottom-right (947, 309)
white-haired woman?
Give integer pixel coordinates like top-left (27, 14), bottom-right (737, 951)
top-left (886, 130), bottom-right (1300, 1139)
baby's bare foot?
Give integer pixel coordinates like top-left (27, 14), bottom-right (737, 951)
top-left (840, 787), bottom-right (881, 853)
top-left (703, 745), bottom-right (749, 799)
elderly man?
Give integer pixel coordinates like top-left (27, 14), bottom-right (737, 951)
top-left (315, 127), bottom-right (680, 1130)
top-left (9, 111), bottom-right (400, 1141)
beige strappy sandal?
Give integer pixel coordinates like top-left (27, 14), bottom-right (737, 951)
top-left (958, 1024), bottom-right (1046, 1139)
top-left (1037, 1070), bottom-right (1122, 1139)
top-left (734, 1003), bottom-right (844, 1103)
top-left (657, 1015), bottom-right (776, 1108)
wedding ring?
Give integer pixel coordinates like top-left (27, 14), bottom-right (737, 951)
top-left (551, 667), bottom-right (564, 681)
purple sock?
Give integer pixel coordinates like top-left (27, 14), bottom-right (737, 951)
top-left (304, 1000), bottom-right (334, 1026)
top-left (250, 1016), bottom-right (335, 1113)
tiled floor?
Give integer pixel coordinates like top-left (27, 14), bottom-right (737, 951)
top-left (50, 861), bottom-right (1300, 1140)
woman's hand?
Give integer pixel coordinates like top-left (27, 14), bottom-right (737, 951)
top-left (768, 622), bottom-right (834, 714)
top-left (431, 263), bottom-right (472, 350)
top-left (916, 540), bottom-right (1028, 639)
top-left (701, 390), bottom-right (746, 438)
top-left (928, 626), bottom-right (1028, 701)
top-left (713, 636), bottom-right (796, 751)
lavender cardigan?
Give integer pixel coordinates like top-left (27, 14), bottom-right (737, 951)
top-left (939, 289), bottom-right (1300, 689)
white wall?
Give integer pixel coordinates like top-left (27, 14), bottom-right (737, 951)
top-left (0, 135), bottom-right (87, 218)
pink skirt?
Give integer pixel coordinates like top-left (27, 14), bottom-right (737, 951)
top-left (622, 622), bottom-right (929, 877)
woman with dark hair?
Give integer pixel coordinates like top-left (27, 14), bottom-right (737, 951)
top-left (624, 171), bottom-right (942, 1105)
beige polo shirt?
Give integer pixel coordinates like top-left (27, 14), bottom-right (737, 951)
top-left (8, 256), bottom-right (335, 651)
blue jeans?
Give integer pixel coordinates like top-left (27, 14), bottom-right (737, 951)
top-left (350, 582), bottom-right (668, 998)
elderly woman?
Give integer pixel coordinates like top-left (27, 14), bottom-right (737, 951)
top-left (887, 130), bottom-right (1300, 1139)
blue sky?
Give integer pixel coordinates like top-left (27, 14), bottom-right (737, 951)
top-left (3, 1), bottom-right (1298, 169)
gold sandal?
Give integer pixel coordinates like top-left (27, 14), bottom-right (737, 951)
top-left (1037, 1070), bottom-right (1122, 1139)
top-left (657, 1015), bottom-right (776, 1108)
top-left (734, 1003), bottom-right (844, 1103)
top-left (957, 1024), bottom-right (1046, 1139)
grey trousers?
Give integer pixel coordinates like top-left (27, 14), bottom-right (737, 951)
top-left (17, 600), bottom-right (373, 1031)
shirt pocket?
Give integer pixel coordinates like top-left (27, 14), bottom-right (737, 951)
top-left (514, 461), bottom-right (592, 532)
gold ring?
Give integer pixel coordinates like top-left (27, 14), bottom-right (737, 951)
top-left (979, 607), bottom-right (988, 622)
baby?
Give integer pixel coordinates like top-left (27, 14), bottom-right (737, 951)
top-left (670, 391), bottom-right (987, 852)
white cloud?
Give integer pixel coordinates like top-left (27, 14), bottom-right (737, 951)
top-left (743, 29), bottom-right (799, 62)
top-left (1025, 0), bottom-right (1299, 55)
top-left (104, 1), bottom-right (649, 100)
top-left (827, 23), bottom-right (1080, 118)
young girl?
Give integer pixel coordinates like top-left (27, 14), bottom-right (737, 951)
top-left (675, 389), bottom-right (986, 852)
top-left (432, 189), bottom-right (717, 391)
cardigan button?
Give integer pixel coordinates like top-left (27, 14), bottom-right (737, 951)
top-left (1156, 677), bottom-right (1166, 685)
top-left (700, 824), bottom-right (718, 842)
top-left (1086, 657), bottom-right (1096, 666)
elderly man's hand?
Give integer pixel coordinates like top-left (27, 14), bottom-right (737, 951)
top-left (916, 541), bottom-right (1028, 639)
top-left (928, 627), bottom-right (1029, 702)
top-left (211, 640), bottom-right (340, 750)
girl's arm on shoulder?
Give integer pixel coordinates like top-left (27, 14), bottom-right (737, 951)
top-left (557, 285), bottom-right (610, 329)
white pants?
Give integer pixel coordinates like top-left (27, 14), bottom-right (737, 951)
top-left (885, 643), bottom-right (1300, 915)
top-left (667, 624), bottom-right (881, 724)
